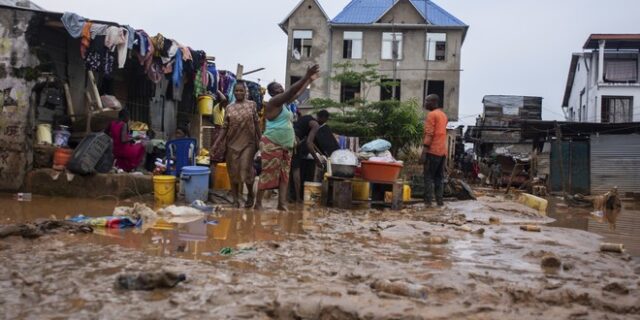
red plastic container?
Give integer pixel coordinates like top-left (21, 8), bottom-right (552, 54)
top-left (360, 160), bottom-right (403, 183)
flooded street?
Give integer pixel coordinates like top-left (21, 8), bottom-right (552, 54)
top-left (1, 194), bottom-right (639, 319)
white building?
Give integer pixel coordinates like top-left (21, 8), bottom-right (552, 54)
top-left (562, 34), bottom-right (640, 123)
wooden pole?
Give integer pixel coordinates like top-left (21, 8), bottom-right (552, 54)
top-left (236, 64), bottom-right (244, 80)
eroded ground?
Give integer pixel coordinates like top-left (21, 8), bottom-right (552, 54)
top-left (0, 194), bottom-right (639, 319)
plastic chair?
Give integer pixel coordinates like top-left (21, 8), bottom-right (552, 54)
top-left (165, 138), bottom-right (198, 177)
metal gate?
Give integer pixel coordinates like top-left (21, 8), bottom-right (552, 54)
top-left (590, 134), bottom-right (640, 195)
top-left (550, 141), bottom-right (590, 194)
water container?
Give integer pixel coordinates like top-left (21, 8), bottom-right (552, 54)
top-left (153, 175), bottom-right (176, 205)
top-left (181, 166), bottom-right (211, 203)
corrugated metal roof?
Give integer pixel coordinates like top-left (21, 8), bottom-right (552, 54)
top-left (0, 0), bottom-right (43, 10)
top-left (331, 0), bottom-right (466, 27)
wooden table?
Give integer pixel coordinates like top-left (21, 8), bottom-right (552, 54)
top-left (321, 176), bottom-right (403, 210)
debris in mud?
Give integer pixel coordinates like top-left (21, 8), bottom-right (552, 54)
top-left (541, 254), bottom-right (562, 269)
top-left (0, 220), bottom-right (93, 239)
top-left (600, 243), bottom-right (625, 253)
top-left (489, 216), bottom-right (500, 224)
top-left (115, 271), bottom-right (186, 291)
top-left (371, 279), bottom-right (428, 299)
top-left (562, 262), bottom-right (575, 271)
top-left (426, 236), bottom-right (448, 244)
top-left (603, 282), bottom-right (629, 295)
top-left (520, 225), bottom-right (542, 232)
top-left (471, 228), bottom-right (485, 235)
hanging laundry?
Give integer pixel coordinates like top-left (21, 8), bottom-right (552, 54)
top-left (61, 12), bottom-right (86, 38)
top-left (79, 21), bottom-right (93, 59)
top-left (124, 25), bottom-right (136, 49)
top-left (89, 24), bottom-right (109, 39)
top-left (246, 81), bottom-right (264, 112)
top-left (151, 33), bottom-right (165, 57)
top-left (206, 63), bottom-right (218, 94)
top-left (172, 49), bottom-right (183, 88)
top-left (194, 68), bottom-right (205, 97)
top-left (85, 35), bottom-right (116, 75)
top-left (105, 26), bottom-right (128, 68)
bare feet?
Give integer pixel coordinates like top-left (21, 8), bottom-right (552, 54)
top-left (232, 201), bottom-right (241, 208)
top-left (277, 204), bottom-right (289, 212)
top-left (254, 203), bottom-right (263, 211)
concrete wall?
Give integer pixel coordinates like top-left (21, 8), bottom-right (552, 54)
top-left (568, 52), bottom-right (640, 123)
top-left (0, 8), bottom-right (38, 191)
top-left (327, 26), bottom-right (463, 120)
top-left (283, 0), bottom-right (330, 100)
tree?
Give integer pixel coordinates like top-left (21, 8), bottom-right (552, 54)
top-left (309, 61), bottom-right (422, 155)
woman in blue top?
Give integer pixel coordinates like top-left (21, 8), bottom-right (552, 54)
top-left (254, 65), bottom-right (320, 211)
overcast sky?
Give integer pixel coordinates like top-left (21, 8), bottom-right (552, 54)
top-left (38, 0), bottom-right (640, 123)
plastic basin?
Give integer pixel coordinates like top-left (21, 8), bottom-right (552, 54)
top-left (360, 160), bottom-right (403, 183)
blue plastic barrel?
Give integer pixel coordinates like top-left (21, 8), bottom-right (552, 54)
top-left (181, 166), bottom-right (211, 203)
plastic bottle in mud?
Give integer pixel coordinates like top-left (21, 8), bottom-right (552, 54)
top-left (115, 272), bottom-right (186, 291)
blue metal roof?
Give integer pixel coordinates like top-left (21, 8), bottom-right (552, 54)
top-left (331, 0), bottom-right (466, 27)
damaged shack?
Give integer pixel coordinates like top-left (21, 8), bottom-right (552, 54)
top-left (465, 95), bottom-right (543, 188)
top-left (0, 1), bottom-right (264, 194)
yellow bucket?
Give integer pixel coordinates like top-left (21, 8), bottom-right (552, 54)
top-left (403, 185), bottom-right (412, 202)
top-left (197, 95), bottom-right (214, 115)
top-left (214, 163), bottom-right (231, 190)
top-left (303, 182), bottom-right (323, 205)
top-left (352, 179), bottom-right (370, 201)
top-left (153, 175), bottom-right (176, 205)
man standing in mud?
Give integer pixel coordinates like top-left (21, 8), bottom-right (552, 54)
top-left (421, 94), bottom-right (448, 207)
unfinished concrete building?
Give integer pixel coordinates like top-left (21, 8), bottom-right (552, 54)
top-left (279, 0), bottom-right (468, 120)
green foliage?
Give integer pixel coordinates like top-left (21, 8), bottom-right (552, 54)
top-left (329, 99), bottom-right (424, 155)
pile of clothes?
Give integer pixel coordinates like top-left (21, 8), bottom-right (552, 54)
top-left (357, 139), bottom-right (402, 164)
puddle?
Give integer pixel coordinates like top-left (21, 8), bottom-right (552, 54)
top-left (0, 194), bottom-right (309, 262)
top-left (547, 198), bottom-right (640, 256)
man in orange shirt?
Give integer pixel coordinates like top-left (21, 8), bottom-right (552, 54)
top-left (421, 94), bottom-right (448, 206)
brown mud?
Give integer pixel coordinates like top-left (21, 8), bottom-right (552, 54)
top-left (0, 194), bottom-right (639, 319)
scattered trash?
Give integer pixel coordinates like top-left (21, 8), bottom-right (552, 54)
top-left (520, 225), bottom-right (541, 232)
top-left (489, 216), bottom-right (500, 224)
top-left (371, 279), bottom-right (428, 299)
top-left (471, 228), bottom-right (485, 235)
top-left (603, 282), bottom-right (629, 295)
top-left (157, 205), bottom-right (205, 217)
top-left (456, 225), bottom-right (472, 232)
top-left (190, 200), bottom-right (218, 213)
top-left (425, 236), bottom-right (448, 245)
top-left (69, 215), bottom-right (139, 229)
top-left (600, 243), bottom-right (625, 253)
top-left (14, 193), bottom-right (32, 202)
top-left (219, 246), bottom-right (256, 256)
top-left (113, 203), bottom-right (158, 231)
top-left (541, 254), bottom-right (561, 269)
top-left (115, 271), bottom-right (186, 291)
top-left (203, 219), bottom-right (219, 225)
top-left (0, 220), bottom-right (92, 239)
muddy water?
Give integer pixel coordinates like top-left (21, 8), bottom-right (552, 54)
top-left (547, 198), bottom-right (640, 256)
top-left (1, 195), bottom-right (639, 319)
top-left (0, 194), bottom-right (313, 263)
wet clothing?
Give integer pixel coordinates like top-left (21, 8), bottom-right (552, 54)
top-left (423, 108), bottom-right (448, 157)
top-left (258, 136), bottom-right (291, 191)
top-left (222, 100), bottom-right (258, 184)
top-left (263, 106), bottom-right (294, 150)
top-left (108, 120), bottom-right (145, 172)
top-left (424, 154), bottom-right (445, 205)
top-left (226, 145), bottom-right (256, 185)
